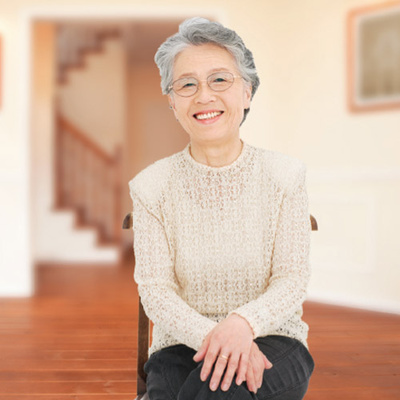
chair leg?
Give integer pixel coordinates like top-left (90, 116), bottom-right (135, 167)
top-left (137, 300), bottom-right (149, 396)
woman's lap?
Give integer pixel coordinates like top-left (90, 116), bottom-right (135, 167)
top-left (253, 336), bottom-right (314, 399)
top-left (144, 335), bottom-right (314, 400)
top-left (144, 344), bottom-right (197, 399)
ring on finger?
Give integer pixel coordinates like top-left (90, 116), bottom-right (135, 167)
top-left (219, 354), bottom-right (229, 361)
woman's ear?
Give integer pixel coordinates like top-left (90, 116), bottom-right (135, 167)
top-left (244, 84), bottom-right (252, 110)
top-left (168, 94), bottom-right (176, 111)
top-left (168, 95), bottom-right (179, 121)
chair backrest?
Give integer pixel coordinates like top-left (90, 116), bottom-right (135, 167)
top-left (123, 212), bottom-right (318, 398)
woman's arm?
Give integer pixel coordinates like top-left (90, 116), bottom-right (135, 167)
top-left (193, 164), bottom-right (310, 392)
top-left (131, 187), bottom-right (217, 351)
top-left (229, 164), bottom-right (311, 339)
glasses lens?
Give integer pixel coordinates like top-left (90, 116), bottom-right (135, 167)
top-left (172, 78), bottom-right (198, 97)
top-left (208, 72), bottom-right (234, 91)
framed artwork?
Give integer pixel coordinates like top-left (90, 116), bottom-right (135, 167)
top-left (347, 2), bottom-right (400, 112)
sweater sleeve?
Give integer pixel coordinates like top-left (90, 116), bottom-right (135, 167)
top-left (228, 164), bottom-right (311, 339)
top-left (129, 181), bottom-right (217, 351)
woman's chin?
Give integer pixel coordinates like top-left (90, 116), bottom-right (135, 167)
top-left (189, 132), bottom-right (239, 147)
top-left (186, 124), bottom-right (240, 146)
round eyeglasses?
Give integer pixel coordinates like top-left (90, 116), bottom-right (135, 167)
top-left (168, 71), bottom-right (241, 97)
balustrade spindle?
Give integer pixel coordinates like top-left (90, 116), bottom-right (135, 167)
top-left (55, 114), bottom-right (122, 244)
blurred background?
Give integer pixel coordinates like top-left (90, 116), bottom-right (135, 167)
top-left (0, 0), bottom-right (399, 314)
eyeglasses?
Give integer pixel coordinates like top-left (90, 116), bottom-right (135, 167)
top-left (168, 71), bottom-right (241, 97)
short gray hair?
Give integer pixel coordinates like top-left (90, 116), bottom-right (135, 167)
top-left (154, 17), bottom-right (260, 122)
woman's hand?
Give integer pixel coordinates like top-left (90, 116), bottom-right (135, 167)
top-left (193, 313), bottom-right (254, 391)
top-left (244, 342), bottom-right (273, 393)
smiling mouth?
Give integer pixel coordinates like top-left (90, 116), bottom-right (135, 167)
top-left (194, 111), bottom-right (223, 120)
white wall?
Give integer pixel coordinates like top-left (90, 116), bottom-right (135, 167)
top-left (0, 1), bottom-right (399, 310)
top-left (0, 7), bottom-right (32, 295)
top-left (234, 0), bottom-right (400, 313)
top-left (232, 0), bottom-right (399, 314)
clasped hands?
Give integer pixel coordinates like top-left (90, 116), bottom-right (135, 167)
top-left (193, 313), bottom-right (273, 393)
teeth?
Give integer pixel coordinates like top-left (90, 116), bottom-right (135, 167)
top-left (196, 111), bottom-right (222, 120)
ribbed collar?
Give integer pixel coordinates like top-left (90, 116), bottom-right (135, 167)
top-left (181, 141), bottom-right (252, 174)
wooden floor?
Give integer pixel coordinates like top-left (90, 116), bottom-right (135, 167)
top-left (0, 261), bottom-right (399, 399)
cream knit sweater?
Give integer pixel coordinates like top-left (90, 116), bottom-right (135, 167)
top-left (129, 142), bottom-right (311, 356)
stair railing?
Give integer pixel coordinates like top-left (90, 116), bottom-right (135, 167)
top-left (55, 113), bottom-right (122, 244)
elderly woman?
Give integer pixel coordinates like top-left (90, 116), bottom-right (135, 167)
top-left (129, 17), bottom-right (314, 400)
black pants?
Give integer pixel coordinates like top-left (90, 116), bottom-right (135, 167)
top-left (144, 335), bottom-right (314, 400)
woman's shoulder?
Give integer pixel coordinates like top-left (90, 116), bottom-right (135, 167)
top-left (128, 149), bottom-right (184, 204)
top-left (254, 146), bottom-right (306, 191)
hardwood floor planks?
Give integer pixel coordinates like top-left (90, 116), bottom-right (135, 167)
top-left (304, 302), bottom-right (400, 399)
top-left (0, 263), bottom-right (399, 399)
top-left (0, 264), bottom-right (137, 398)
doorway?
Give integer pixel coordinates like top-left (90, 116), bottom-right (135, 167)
top-left (29, 14), bottom-right (195, 279)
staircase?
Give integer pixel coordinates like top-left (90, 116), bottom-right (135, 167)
top-left (52, 24), bottom-right (125, 263)
top-left (56, 24), bottom-right (121, 84)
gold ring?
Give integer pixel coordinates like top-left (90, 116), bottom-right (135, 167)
top-left (219, 354), bottom-right (229, 361)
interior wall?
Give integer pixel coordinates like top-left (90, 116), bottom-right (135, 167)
top-left (30, 22), bottom-right (56, 262)
top-left (57, 38), bottom-right (127, 154)
top-left (127, 63), bottom-right (189, 176)
top-left (122, 59), bottom-right (189, 248)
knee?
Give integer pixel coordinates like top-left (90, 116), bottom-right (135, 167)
top-left (178, 366), bottom-right (254, 400)
top-left (177, 364), bottom-right (207, 399)
top-left (256, 347), bottom-right (314, 399)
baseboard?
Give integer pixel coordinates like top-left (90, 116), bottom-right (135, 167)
top-left (307, 292), bottom-right (400, 315)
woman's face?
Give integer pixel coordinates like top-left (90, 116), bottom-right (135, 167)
top-left (168, 43), bottom-right (252, 147)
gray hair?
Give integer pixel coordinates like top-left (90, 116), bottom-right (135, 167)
top-left (154, 17), bottom-right (260, 122)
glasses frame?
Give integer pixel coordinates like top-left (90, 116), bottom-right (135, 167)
top-left (168, 71), bottom-right (242, 97)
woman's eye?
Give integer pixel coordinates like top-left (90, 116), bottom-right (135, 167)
top-left (213, 77), bottom-right (227, 83)
top-left (183, 82), bottom-right (196, 88)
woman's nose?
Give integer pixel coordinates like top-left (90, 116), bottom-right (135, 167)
top-left (194, 82), bottom-right (216, 103)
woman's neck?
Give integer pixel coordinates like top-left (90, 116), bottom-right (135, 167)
top-left (189, 138), bottom-right (243, 167)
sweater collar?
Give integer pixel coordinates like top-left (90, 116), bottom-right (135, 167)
top-left (182, 140), bottom-right (251, 173)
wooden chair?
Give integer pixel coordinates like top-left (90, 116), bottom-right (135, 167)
top-left (123, 213), bottom-right (318, 400)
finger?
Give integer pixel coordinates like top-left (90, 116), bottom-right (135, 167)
top-left (220, 353), bottom-right (240, 391)
top-left (263, 354), bottom-right (273, 369)
top-left (245, 363), bottom-right (257, 393)
top-left (193, 335), bottom-right (210, 362)
top-left (256, 357), bottom-right (265, 388)
top-left (209, 353), bottom-right (230, 391)
top-left (249, 349), bottom-right (262, 390)
top-left (235, 351), bottom-right (249, 386)
top-left (200, 345), bottom-right (219, 382)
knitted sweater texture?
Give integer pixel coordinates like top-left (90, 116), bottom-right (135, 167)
top-left (129, 142), bottom-right (311, 356)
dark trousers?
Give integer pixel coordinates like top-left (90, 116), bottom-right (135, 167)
top-left (144, 335), bottom-right (314, 400)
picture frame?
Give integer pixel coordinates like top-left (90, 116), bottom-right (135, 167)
top-left (347, 1), bottom-right (400, 112)
top-left (0, 35), bottom-right (2, 109)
